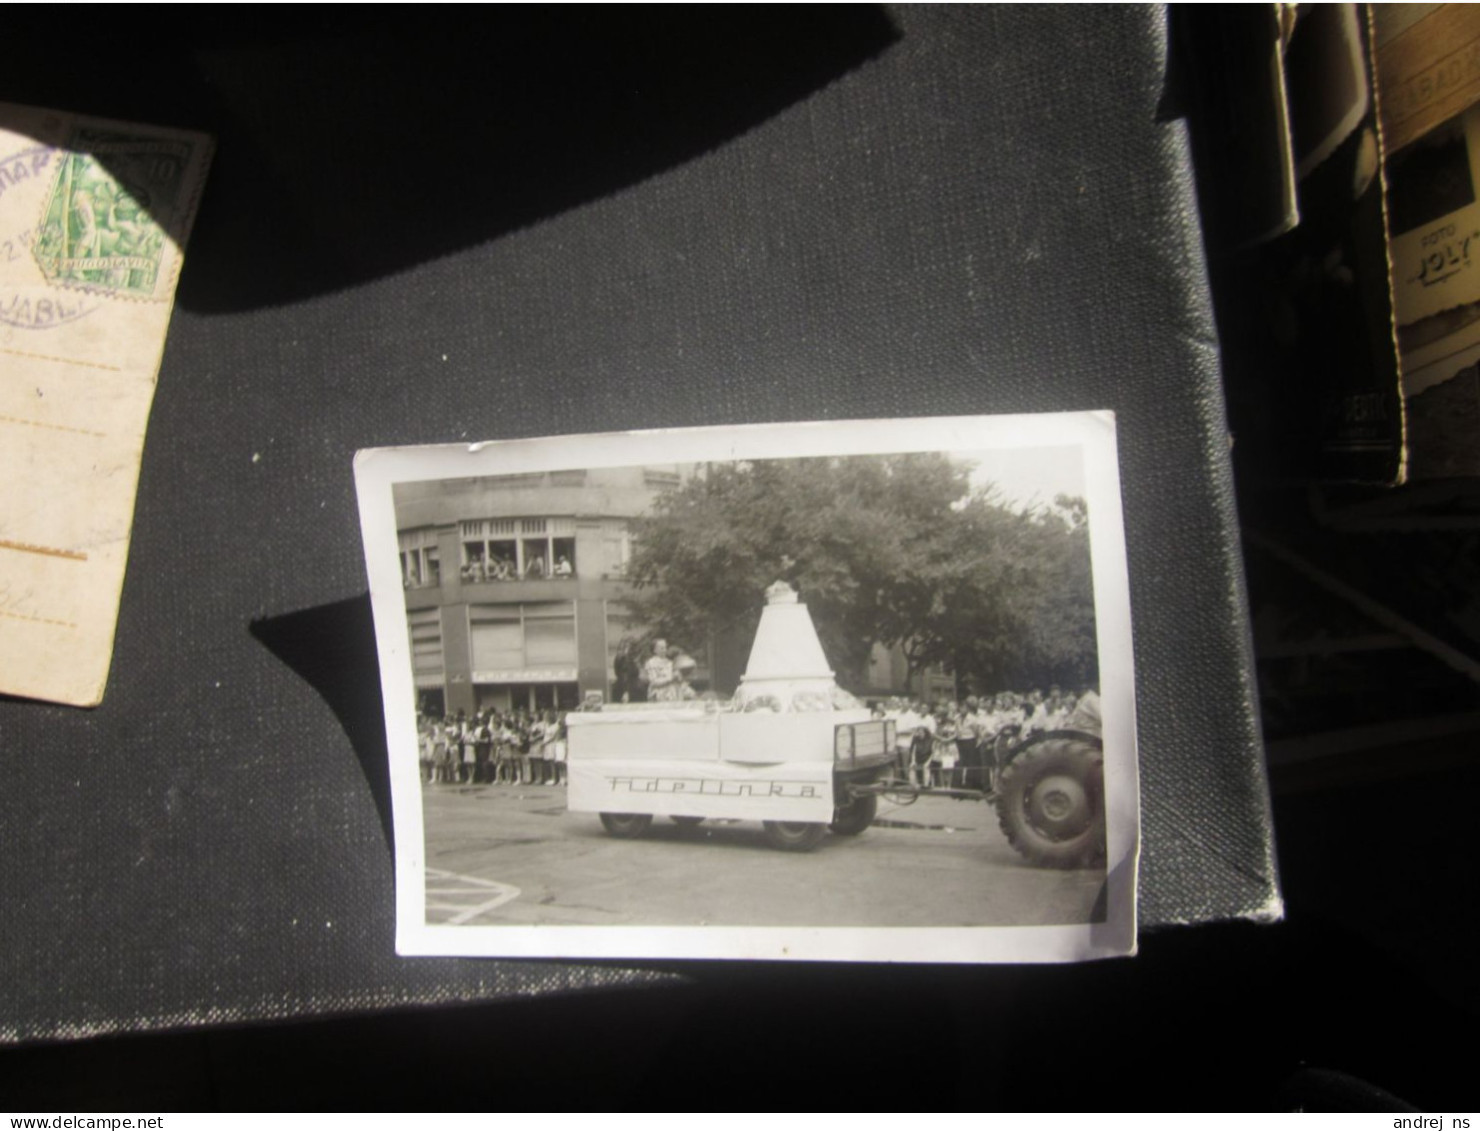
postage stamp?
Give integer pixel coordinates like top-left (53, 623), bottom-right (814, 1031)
top-left (30, 128), bottom-right (198, 300)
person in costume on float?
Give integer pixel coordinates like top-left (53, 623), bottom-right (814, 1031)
top-left (643, 639), bottom-right (682, 702)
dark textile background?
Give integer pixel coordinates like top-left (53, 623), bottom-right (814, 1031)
top-left (0, 5), bottom-right (1277, 1042)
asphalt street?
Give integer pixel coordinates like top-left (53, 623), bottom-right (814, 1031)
top-left (420, 781), bottom-right (1105, 928)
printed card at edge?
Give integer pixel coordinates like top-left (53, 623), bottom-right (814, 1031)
top-left (0, 103), bottom-right (212, 706)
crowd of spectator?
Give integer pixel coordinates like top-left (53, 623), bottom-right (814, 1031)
top-left (416, 708), bottom-right (569, 786)
top-left (403, 553), bottom-right (578, 588)
top-left (414, 682), bottom-right (1099, 794)
top-left (455, 552), bottom-right (574, 584)
top-left (872, 686), bottom-right (1101, 791)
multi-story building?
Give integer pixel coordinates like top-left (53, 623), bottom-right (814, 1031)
top-left (394, 464), bottom-right (954, 718)
top-left (394, 465), bottom-right (686, 717)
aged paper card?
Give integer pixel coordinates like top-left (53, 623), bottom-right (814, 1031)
top-left (356, 413), bottom-right (1140, 963)
top-left (0, 104), bottom-right (211, 706)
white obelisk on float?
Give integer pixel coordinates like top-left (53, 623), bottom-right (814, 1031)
top-left (734, 580), bottom-right (856, 713)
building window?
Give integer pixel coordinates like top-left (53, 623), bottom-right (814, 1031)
top-left (551, 536), bottom-right (575, 576)
top-left (408, 608), bottom-right (444, 681)
top-left (522, 537), bottom-right (549, 578)
top-left (525, 603), bottom-right (577, 665)
top-left (643, 466), bottom-right (682, 488)
top-left (470, 607), bottom-right (523, 671)
top-left (469, 602), bottom-right (577, 671)
top-left (398, 529), bottom-right (440, 588)
top-left (460, 517), bottom-right (577, 580)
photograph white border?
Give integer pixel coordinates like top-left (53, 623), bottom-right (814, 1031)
top-left (354, 412), bottom-right (1140, 962)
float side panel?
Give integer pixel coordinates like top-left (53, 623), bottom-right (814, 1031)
top-left (567, 756), bottom-right (834, 822)
top-left (566, 714), bottom-right (721, 762)
top-left (717, 712), bottom-right (841, 764)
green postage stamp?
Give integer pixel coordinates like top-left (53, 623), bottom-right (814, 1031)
top-left (31, 128), bottom-right (199, 300)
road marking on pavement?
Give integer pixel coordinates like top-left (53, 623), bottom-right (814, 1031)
top-left (425, 867), bottom-right (522, 925)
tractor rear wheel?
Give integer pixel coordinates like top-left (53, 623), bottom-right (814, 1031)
top-left (996, 737), bottom-right (1104, 869)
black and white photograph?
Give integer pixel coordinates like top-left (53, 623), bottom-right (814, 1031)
top-left (355, 413), bottom-right (1139, 962)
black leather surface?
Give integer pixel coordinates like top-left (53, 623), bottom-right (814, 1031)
top-left (0, 5), bottom-right (1278, 1042)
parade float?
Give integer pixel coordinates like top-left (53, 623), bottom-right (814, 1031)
top-left (567, 579), bottom-right (1106, 865)
top-left (565, 581), bottom-right (894, 851)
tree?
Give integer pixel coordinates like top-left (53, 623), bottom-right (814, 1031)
top-left (625, 454), bottom-right (970, 688)
top-left (921, 496), bottom-right (1098, 692)
top-left (624, 455), bottom-right (1098, 695)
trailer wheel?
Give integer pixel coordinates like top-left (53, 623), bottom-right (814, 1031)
top-left (996, 738), bottom-right (1104, 869)
top-left (599, 812), bottom-right (654, 839)
top-left (669, 815), bottom-right (705, 827)
top-left (828, 793), bottom-right (878, 836)
top-left (762, 820), bottom-right (827, 852)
